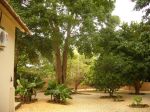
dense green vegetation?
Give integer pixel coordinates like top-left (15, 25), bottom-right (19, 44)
top-left (117, 23), bottom-right (150, 94)
top-left (9, 0), bottom-right (150, 103)
top-left (67, 50), bottom-right (93, 92)
top-left (11, 0), bottom-right (115, 85)
top-left (16, 73), bottom-right (44, 103)
top-left (45, 80), bottom-right (72, 103)
top-left (88, 22), bottom-right (150, 95)
top-left (92, 54), bottom-right (124, 97)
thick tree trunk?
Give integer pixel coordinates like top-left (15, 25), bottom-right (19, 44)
top-left (51, 23), bottom-right (63, 84)
top-left (62, 24), bottom-right (71, 84)
top-left (134, 80), bottom-right (142, 94)
top-left (52, 22), bottom-right (71, 84)
top-left (62, 38), bottom-right (68, 83)
top-left (54, 45), bottom-right (63, 84)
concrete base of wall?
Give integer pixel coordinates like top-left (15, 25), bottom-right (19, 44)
top-left (15, 102), bottom-right (22, 110)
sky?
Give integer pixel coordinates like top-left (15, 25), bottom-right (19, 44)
top-left (112, 0), bottom-right (143, 23)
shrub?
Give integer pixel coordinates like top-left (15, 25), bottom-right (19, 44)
top-left (16, 76), bottom-right (44, 103)
top-left (92, 54), bottom-right (125, 97)
top-left (45, 81), bottom-right (72, 103)
top-left (133, 96), bottom-right (142, 105)
top-left (129, 96), bottom-right (149, 108)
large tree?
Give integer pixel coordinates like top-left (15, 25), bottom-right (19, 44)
top-left (11, 0), bottom-right (115, 84)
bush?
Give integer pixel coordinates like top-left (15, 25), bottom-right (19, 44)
top-left (16, 76), bottom-right (44, 103)
top-left (92, 54), bottom-right (124, 97)
top-left (133, 96), bottom-right (142, 105)
top-left (45, 81), bottom-right (72, 103)
top-left (129, 96), bottom-right (149, 108)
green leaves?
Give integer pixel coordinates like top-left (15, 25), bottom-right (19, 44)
top-left (11, 0), bottom-right (116, 84)
top-left (16, 74), bottom-right (45, 102)
top-left (89, 20), bottom-right (150, 94)
top-left (133, 96), bottom-right (143, 105)
top-left (45, 80), bottom-right (72, 103)
top-left (117, 23), bottom-right (150, 79)
top-left (92, 53), bottom-right (124, 96)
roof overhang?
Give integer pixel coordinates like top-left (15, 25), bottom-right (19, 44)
top-left (0, 0), bottom-right (31, 34)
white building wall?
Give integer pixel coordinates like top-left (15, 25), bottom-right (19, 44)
top-left (0, 5), bottom-right (16, 112)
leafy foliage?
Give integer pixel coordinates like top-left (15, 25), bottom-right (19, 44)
top-left (130, 95), bottom-right (149, 108)
top-left (16, 75), bottom-right (44, 103)
top-left (90, 21), bottom-right (150, 95)
top-left (45, 81), bottom-right (72, 103)
top-left (133, 96), bottom-right (142, 105)
top-left (92, 54), bottom-right (124, 97)
top-left (11, 0), bottom-right (116, 84)
top-left (115, 23), bottom-right (150, 94)
top-left (18, 57), bottom-right (56, 79)
top-left (67, 50), bottom-right (93, 92)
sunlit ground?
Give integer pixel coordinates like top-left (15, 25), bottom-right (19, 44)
top-left (16, 90), bottom-right (150, 112)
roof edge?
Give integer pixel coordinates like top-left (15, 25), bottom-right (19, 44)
top-left (0, 0), bottom-right (31, 35)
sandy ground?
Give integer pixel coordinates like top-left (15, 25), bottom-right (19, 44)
top-left (16, 91), bottom-right (150, 112)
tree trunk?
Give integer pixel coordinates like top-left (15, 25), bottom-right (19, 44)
top-left (74, 84), bottom-right (78, 93)
top-left (54, 45), bottom-right (63, 84)
top-left (134, 80), bottom-right (142, 94)
top-left (74, 82), bottom-right (81, 93)
top-left (62, 38), bottom-right (68, 83)
top-left (62, 24), bottom-right (71, 84)
top-left (14, 64), bottom-right (18, 88)
top-left (50, 19), bottom-right (63, 84)
top-left (14, 48), bottom-right (19, 88)
top-left (51, 21), bottom-right (71, 84)
top-left (104, 88), bottom-right (107, 93)
top-left (108, 89), bottom-right (114, 97)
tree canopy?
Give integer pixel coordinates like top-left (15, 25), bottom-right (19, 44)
top-left (11, 0), bottom-right (116, 84)
top-left (90, 21), bottom-right (150, 94)
top-left (92, 53), bottom-right (124, 96)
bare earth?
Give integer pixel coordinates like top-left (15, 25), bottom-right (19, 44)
top-left (16, 91), bottom-right (150, 112)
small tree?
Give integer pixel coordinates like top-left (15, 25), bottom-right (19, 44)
top-left (93, 54), bottom-right (124, 97)
top-left (74, 74), bottom-right (84, 93)
top-left (67, 50), bottom-right (92, 92)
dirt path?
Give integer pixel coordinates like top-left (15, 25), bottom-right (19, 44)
top-left (16, 91), bottom-right (150, 112)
